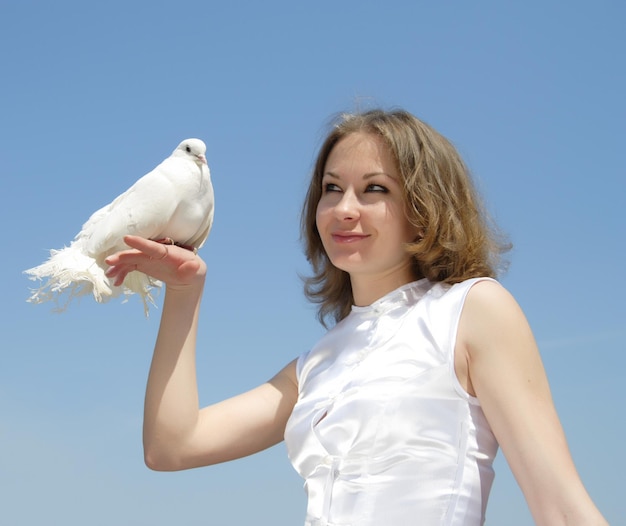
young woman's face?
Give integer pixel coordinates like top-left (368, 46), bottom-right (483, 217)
top-left (316, 132), bottom-right (418, 284)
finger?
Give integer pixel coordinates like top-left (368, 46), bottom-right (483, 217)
top-left (111, 268), bottom-right (127, 287)
top-left (105, 259), bottom-right (132, 277)
top-left (104, 248), bottom-right (141, 266)
top-left (105, 263), bottom-right (130, 286)
top-left (123, 235), bottom-right (170, 260)
top-left (123, 235), bottom-right (158, 252)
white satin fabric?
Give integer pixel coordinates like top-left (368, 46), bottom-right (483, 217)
top-left (284, 278), bottom-right (499, 526)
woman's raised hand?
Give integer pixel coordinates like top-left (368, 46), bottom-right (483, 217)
top-left (105, 235), bottom-right (207, 290)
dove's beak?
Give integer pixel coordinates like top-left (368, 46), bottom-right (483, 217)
top-left (197, 154), bottom-right (207, 164)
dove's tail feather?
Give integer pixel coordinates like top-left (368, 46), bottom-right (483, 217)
top-left (120, 271), bottom-right (161, 316)
top-left (24, 244), bottom-right (160, 316)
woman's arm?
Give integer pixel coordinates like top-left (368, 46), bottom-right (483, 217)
top-left (105, 235), bottom-right (298, 471)
top-left (456, 280), bottom-right (608, 526)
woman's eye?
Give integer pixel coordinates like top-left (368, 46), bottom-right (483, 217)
top-left (366, 184), bottom-right (389, 193)
top-left (323, 183), bottom-right (341, 193)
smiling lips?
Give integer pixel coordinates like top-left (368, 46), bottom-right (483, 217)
top-left (331, 231), bottom-right (370, 243)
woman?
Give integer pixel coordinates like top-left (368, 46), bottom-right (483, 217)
top-left (105, 109), bottom-right (607, 525)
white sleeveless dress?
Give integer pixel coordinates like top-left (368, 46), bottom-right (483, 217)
top-left (284, 278), bottom-right (499, 526)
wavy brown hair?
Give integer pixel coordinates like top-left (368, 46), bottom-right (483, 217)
top-left (301, 109), bottom-right (510, 326)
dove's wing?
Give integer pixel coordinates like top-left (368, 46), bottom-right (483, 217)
top-left (80, 164), bottom-right (182, 257)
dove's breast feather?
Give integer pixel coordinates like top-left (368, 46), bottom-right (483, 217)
top-left (162, 159), bottom-right (214, 248)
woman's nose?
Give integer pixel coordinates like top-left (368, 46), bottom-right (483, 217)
top-left (334, 189), bottom-right (360, 221)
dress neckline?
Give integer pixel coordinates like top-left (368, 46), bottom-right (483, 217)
top-left (350, 278), bottom-right (433, 316)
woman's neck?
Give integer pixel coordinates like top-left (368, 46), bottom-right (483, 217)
top-left (350, 267), bottom-right (418, 307)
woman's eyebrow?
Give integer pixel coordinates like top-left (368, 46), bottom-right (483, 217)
top-left (323, 171), bottom-right (396, 180)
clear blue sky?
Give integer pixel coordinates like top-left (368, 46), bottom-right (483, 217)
top-left (2, 1), bottom-right (624, 524)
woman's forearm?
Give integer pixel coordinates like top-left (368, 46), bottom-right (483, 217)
top-left (143, 281), bottom-right (204, 470)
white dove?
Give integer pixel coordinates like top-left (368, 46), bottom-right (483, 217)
top-left (25, 138), bottom-right (214, 315)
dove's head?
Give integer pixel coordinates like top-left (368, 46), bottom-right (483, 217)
top-left (174, 138), bottom-right (207, 165)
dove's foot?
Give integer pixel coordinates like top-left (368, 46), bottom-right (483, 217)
top-left (152, 237), bottom-right (198, 254)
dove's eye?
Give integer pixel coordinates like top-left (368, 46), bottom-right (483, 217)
top-left (185, 145), bottom-right (191, 153)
